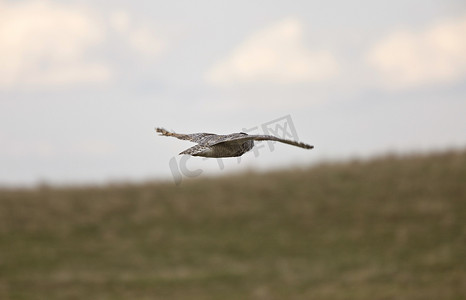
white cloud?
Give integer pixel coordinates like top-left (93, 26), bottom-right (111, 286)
top-left (367, 15), bottom-right (466, 89)
top-left (109, 11), bottom-right (131, 34)
top-left (0, 2), bottom-right (167, 90)
top-left (206, 18), bottom-right (339, 86)
top-left (129, 27), bottom-right (165, 57)
top-left (0, 1), bottom-right (112, 89)
top-left (109, 11), bottom-right (165, 58)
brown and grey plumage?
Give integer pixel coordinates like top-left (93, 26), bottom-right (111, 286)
top-left (156, 127), bottom-right (314, 158)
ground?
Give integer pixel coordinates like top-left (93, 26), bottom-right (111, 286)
top-left (0, 150), bottom-right (465, 299)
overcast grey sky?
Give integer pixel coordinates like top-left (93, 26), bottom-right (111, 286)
top-left (1, 0), bottom-right (465, 186)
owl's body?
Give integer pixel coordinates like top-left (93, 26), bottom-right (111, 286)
top-left (180, 138), bottom-right (254, 158)
top-left (156, 128), bottom-right (313, 158)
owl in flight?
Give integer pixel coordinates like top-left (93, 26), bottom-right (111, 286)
top-left (156, 127), bottom-right (313, 158)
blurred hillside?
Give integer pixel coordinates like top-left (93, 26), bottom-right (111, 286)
top-left (0, 150), bottom-right (465, 299)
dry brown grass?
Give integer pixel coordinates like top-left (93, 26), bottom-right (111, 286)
top-left (0, 150), bottom-right (465, 299)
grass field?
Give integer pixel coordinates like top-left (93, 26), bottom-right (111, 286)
top-left (0, 150), bottom-right (465, 299)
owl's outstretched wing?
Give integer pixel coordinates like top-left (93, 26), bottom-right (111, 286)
top-left (156, 128), bottom-right (249, 146)
top-left (214, 134), bottom-right (314, 149)
top-left (156, 128), bottom-right (215, 143)
top-left (156, 128), bottom-right (314, 149)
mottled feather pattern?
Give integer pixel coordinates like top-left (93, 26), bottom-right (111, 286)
top-left (156, 127), bottom-right (313, 158)
top-left (179, 144), bottom-right (212, 156)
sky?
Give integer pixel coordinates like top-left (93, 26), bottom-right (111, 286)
top-left (1, 0), bottom-right (466, 186)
